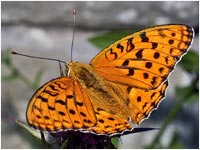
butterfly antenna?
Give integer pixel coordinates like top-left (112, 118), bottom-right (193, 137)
top-left (11, 51), bottom-right (66, 64)
top-left (70, 9), bottom-right (76, 62)
top-left (59, 60), bottom-right (64, 77)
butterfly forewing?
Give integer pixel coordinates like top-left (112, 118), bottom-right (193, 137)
top-left (90, 24), bottom-right (194, 90)
top-left (26, 77), bottom-right (97, 131)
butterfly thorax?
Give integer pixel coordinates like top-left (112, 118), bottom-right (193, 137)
top-left (67, 62), bottom-right (130, 120)
top-left (68, 62), bottom-right (100, 88)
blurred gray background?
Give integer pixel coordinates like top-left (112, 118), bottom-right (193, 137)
top-left (1, 1), bottom-right (199, 149)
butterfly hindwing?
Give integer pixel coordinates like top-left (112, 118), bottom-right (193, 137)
top-left (117, 80), bottom-right (168, 124)
top-left (89, 107), bottom-right (133, 135)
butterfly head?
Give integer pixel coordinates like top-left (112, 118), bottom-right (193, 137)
top-left (66, 61), bottom-right (85, 77)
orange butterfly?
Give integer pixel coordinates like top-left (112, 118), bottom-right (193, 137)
top-left (26, 24), bottom-right (194, 136)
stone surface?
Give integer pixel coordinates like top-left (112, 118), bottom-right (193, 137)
top-left (2, 1), bottom-right (198, 29)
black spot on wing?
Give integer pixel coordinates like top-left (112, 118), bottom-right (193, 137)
top-left (122, 60), bottom-right (129, 66)
top-left (152, 42), bottom-right (158, 49)
top-left (126, 37), bottom-right (135, 52)
top-left (69, 109), bottom-right (76, 115)
top-left (127, 68), bottom-right (134, 76)
top-left (140, 32), bottom-right (149, 42)
top-left (55, 99), bottom-right (65, 105)
top-left (143, 73), bottom-right (149, 79)
top-left (37, 95), bottom-right (48, 102)
top-left (145, 62), bottom-right (152, 68)
top-left (136, 49), bottom-right (144, 59)
top-left (168, 39), bottom-right (174, 45)
top-left (117, 43), bottom-right (124, 53)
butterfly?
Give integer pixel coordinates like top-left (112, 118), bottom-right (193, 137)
top-left (26, 24), bottom-right (194, 136)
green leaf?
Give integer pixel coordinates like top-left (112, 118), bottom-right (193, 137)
top-left (15, 119), bottom-right (52, 148)
top-left (179, 50), bottom-right (199, 74)
top-left (32, 69), bottom-right (44, 90)
top-left (168, 132), bottom-right (185, 149)
top-left (176, 83), bottom-right (198, 104)
top-left (88, 30), bottom-right (135, 49)
top-left (2, 73), bottom-right (18, 81)
top-left (186, 93), bottom-right (199, 104)
top-left (2, 66), bottom-right (20, 81)
top-left (15, 119), bottom-right (41, 139)
top-left (2, 49), bottom-right (12, 66)
top-left (60, 138), bottom-right (70, 149)
top-left (111, 137), bottom-right (119, 148)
